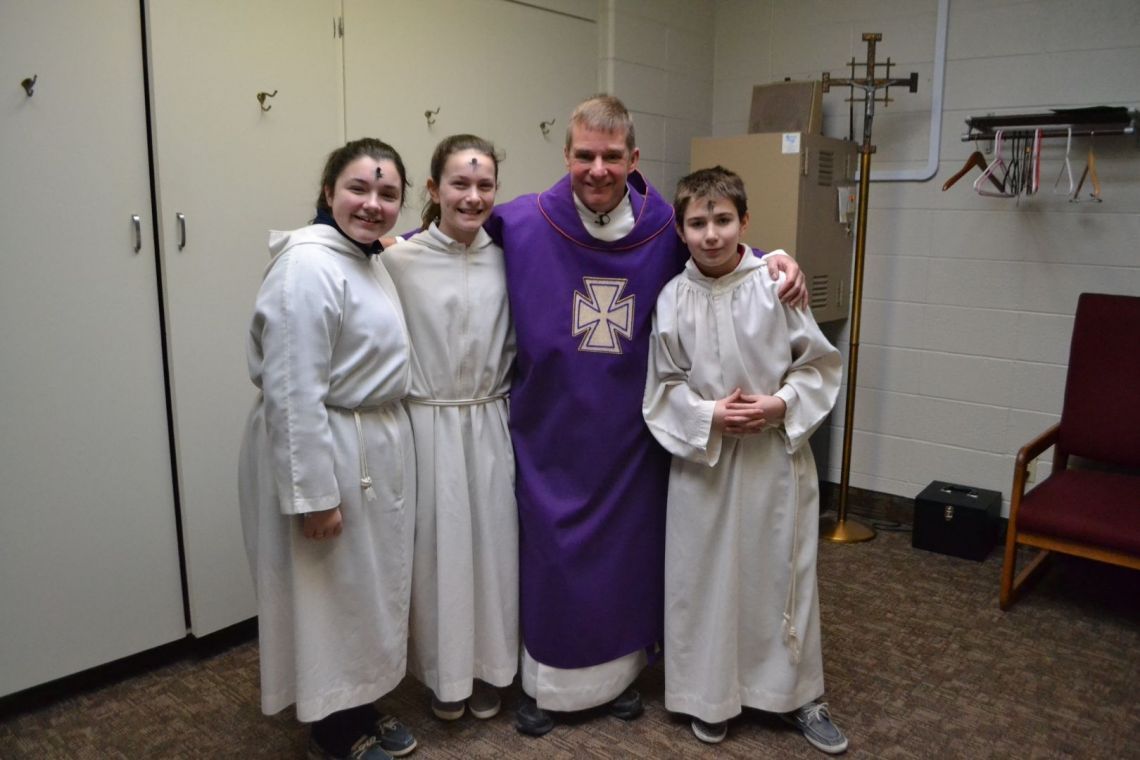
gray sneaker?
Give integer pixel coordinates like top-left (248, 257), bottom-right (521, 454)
top-left (782, 701), bottom-right (848, 754)
top-left (373, 715), bottom-right (417, 757)
top-left (690, 717), bottom-right (728, 744)
top-left (431, 695), bottom-right (465, 721)
top-left (468, 680), bottom-right (501, 719)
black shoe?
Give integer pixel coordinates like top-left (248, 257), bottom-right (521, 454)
top-left (607, 688), bottom-right (644, 721)
top-left (514, 696), bottom-right (554, 737)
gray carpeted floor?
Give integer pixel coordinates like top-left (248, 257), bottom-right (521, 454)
top-left (2, 526), bottom-right (1137, 758)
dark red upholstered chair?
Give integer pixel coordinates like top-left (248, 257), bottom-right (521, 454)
top-left (1000, 293), bottom-right (1140, 610)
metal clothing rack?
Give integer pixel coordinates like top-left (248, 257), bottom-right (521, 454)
top-left (962, 108), bottom-right (1136, 141)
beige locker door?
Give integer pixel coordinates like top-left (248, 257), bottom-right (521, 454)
top-left (146, 0), bottom-right (345, 635)
top-left (343, 0), bottom-right (597, 233)
top-left (0, 0), bottom-right (185, 696)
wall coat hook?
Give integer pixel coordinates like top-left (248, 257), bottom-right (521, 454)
top-left (539, 118), bottom-right (556, 137)
top-left (256, 90), bottom-right (278, 111)
top-left (424, 107), bottom-right (440, 126)
top-left (21, 75), bottom-right (38, 96)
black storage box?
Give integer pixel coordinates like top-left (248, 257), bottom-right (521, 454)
top-left (913, 481), bottom-right (1001, 561)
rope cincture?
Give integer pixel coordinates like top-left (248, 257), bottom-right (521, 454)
top-left (782, 451), bottom-right (803, 664)
top-left (353, 410), bottom-right (378, 502)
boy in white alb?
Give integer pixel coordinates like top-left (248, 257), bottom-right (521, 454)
top-left (642, 166), bottom-right (849, 754)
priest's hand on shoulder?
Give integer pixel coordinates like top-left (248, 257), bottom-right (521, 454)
top-left (302, 506), bottom-right (343, 540)
top-left (764, 253), bottom-right (809, 309)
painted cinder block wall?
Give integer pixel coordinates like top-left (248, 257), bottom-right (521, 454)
top-left (606, 0), bottom-right (1140, 515)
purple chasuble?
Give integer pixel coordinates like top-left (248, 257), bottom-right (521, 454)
top-left (491, 172), bottom-right (687, 668)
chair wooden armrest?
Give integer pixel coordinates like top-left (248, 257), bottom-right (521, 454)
top-left (1011, 423), bottom-right (1059, 500)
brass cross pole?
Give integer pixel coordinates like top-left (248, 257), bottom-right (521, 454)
top-left (819, 33), bottom-right (918, 543)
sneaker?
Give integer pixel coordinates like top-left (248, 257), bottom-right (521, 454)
top-left (608, 688), bottom-right (644, 721)
top-left (514, 696), bottom-right (554, 737)
top-left (431, 695), bottom-right (465, 721)
top-left (690, 717), bottom-right (728, 744)
top-left (373, 715), bottom-right (417, 757)
top-left (782, 701), bottom-right (848, 754)
top-left (308, 734), bottom-right (393, 760)
top-left (468, 681), bottom-right (501, 720)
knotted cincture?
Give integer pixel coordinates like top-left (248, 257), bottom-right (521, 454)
top-left (354, 410), bottom-right (378, 501)
top-left (782, 612), bottom-right (803, 664)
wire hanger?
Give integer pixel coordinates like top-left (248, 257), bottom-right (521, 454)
top-left (1052, 127), bottom-right (1074, 195)
top-left (975, 130), bottom-right (1017, 198)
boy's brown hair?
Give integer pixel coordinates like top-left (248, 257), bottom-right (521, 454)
top-left (673, 165), bottom-right (748, 222)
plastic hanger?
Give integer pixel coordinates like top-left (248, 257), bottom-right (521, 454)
top-left (1028, 129), bottom-right (1042, 195)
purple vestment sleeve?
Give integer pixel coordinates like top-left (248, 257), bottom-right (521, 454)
top-left (493, 172), bottom-right (689, 668)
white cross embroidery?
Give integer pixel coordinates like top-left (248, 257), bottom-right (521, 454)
top-left (572, 277), bottom-right (635, 354)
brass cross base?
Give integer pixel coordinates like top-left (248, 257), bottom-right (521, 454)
top-left (819, 512), bottom-right (876, 543)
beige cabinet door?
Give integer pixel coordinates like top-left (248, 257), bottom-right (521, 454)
top-left (343, 0), bottom-right (597, 233)
top-left (0, 0), bottom-right (185, 697)
top-left (146, 0), bottom-right (345, 635)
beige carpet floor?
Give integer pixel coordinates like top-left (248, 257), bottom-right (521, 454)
top-left (2, 526), bottom-right (1137, 758)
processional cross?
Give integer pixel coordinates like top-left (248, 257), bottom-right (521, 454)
top-left (819, 34), bottom-right (918, 544)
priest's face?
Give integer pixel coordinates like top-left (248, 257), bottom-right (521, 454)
top-left (565, 125), bottom-right (640, 214)
top-left (323, 156), bottom-right (402, 245)
top-left (679, 195), bottom-right (750, 278)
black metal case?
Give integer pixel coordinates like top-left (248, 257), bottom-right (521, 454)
top-left (913, 481), bottom-right (1001, 561)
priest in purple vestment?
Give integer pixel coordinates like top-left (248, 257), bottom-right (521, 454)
top-left (488, 95), bottom-right (807, 737)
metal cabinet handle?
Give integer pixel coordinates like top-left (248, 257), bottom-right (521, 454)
top-left (132, 214), bottom-right (141, 253)
top-left (176, 212), bottom-right (186, 250)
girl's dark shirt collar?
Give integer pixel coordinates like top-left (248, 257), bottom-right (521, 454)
top-left (313, 208), bottom-right (383, 256)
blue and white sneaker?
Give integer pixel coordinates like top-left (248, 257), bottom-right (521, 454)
top-left (782, 701), bottom-right (848, 754)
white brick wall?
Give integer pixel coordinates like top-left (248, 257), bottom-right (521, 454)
top-left (705, 0), bottom-right (1140, 514)
top-left (602, 0), bottom-right (1139, 515)
top-left (600, 0), bottom-right (717, 193)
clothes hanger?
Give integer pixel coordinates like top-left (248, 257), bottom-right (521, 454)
top-left (1070, 138), bottom-right (1103, 203)
top-left (942, 149), bottom-right (1004, 191)
top-left (1052, 127), bottom-right (1074, 195)
top-left (974, 130), bottom-right (1017, 198)
top-left (1028, 129), bottom-right (1042, 195)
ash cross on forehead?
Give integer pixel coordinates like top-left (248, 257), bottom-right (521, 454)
top-left (375, 166), bottom-right (383, 180)
top-left (707, 199), bottom-right (716, 214)
top-left (470, 157), bottom-right (479, 169)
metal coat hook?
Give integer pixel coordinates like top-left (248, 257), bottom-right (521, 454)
top-left (424, 107), bottom-right (440, 126)
top-left (21, 75), bottom-right (37, 96)
top-left (256, 90), bottom-right (278, 111)
top-left (539, 118), bottom-right (556, 137)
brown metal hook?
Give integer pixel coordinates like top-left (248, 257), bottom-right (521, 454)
top-left (256, 90), bottom-right (278, 111)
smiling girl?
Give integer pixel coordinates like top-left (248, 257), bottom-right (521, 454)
top-left (381, 135), bottom-right (518, 723)
top-left (239, 138), bottom-right (418, 760)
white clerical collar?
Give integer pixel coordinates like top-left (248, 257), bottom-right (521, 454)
top-left (574, 189), bottom-right (635, 242)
